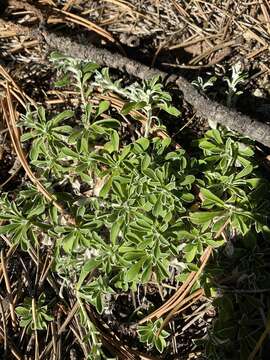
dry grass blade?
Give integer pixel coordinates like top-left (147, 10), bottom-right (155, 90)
top-left (9, 0), bottom-right (44, 22)
top-left (0, 300), bottom-right (7, 352)
top-left (53, 7), bottom-right (116, 43)
top-left (62, 0), bottom-right (77, 11)
top-left (157, 246), bottom-right (212, 335)
top-left (101, 0), bottom-right (155, 22)
top-left (0, 328), bottom-right (22, 360)
top-left (189, 39), bottom-right (236, 65)
top-left (248, 314), bottom-right (270, 360)
top-left (0, 250), bottom-right (17, 328)
top-left (102, 0), bottom-right (136, 11)
top-left (139, 246), bottom-right (212, 325)
top-left (31, 298), bottom-right (40, 360)
top-left (261, 1), bottom-right (270, 36)
top-left (173, 289), bottom-right (204, 317)
top-left (171, 0), bottom-right (190, 18)
top-left (139, 272), bottom-right (195, 324)
top-left (9, 39), bottom-right (40, 54)
top-left (0, 245), bottom-right (17, 279)
top-left (176, 288), bottom-right (204, 308)
top-left (0, 65), bottom-right (36, 107)
top-left (40, 302), bottom-right (79, 359)
top-left (87, 307), bottom-right (158, 360)
top-left (155, 219), bottom-right (230, 332)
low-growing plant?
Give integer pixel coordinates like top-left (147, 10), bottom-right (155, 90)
top-left (224, 62), bottom-right (248, 107)
top-left (1, 53), bottom-right (270, 357)
top-left (16, 294), bottom-right (53, 331)
top-left (138, 319), bottom-right (170, 353)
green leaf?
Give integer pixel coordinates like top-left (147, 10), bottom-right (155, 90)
top-left (200, 188), bottom-right (225, 207)
top-left (82, 62), bottom-right (99, 73)
top-left (99, 176), bottom-right (112, 198)
top-left (231, 214), bottom-right (249, 235)
top-left (0, 223), bottom-right (19, 234)
top-left (20, 318), bottom-right (32, 328)
top-left (54, 74), bottom-right (70, 87)
top-left (205, 238), bottom-right (225, 247)
top-left (121, 101), bottom-right (147, 115)
top-left (111, 131), bottom-right (119, 152)
top-left (184, 244), bottom-right (197, 262)
top-left (190, 211), bottom-right (224, 225)
top-left (141, 261), bottom-right (152, 283)
top-left (77, 259), bottom-right (102, 289)
top-left (96, 292), bottom-right (103, 314)
top-left (181, 192), bottom-right (194, 202)
top-left (180, 175), bottom-right (195, 186)
top-left (21, 131), bottom-right (36, 142)
top-left (246, 178), bottom-right (264, 188)
top-left (133, 137), bottom-right (150, 154)
top-left (96, 100), bottom-right (110, 117)
top-left (110, 217), bottom-right (123, 245)
top-left (126, 258), bottom-right (145, 282)
top-left (62, 232), bottom-right (76, 253)
top-left (235, 164), bottom-right (253, 179)
top-left (141, 154), bottom-right (151, 171)
top-left (155, 336), bottom-right (167, 353)
top-left (104, 131), bottom-right (119, 153)
top-left (152, 194), bottom-right (163, 217)
top-left (143, 168), bottom-right (157, 180)
top-left (16, 306), bottom-right (30, 316)
top-left (94, 118), bottom-right (120, 129)
top-left (50, 110), bottom-right (74, 126)
top-left (159, 103), bottom-right (181, 116)
top-left (207, 129), bottom-right (223, 144)
top-left (61, 147), bottom-right (80, 159)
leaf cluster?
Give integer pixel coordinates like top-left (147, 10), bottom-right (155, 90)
top-left (1, 54), bottom-right (270, 355)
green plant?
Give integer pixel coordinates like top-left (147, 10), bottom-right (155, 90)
top-left (15, 294), bottom-right (53, 331)
top-left (192, 75), bottom-right (217, 92)
top-left (138, 319), bottom-right (170, 353)
top-left (224, 62), bottom-right (248, 107)
top-left (94, 68), bottom-right (181, 137)
top-left (1, 54), bottom-right (270, 356)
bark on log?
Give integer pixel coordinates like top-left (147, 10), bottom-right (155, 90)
top-left (40, 31), bottom-right (270, 148)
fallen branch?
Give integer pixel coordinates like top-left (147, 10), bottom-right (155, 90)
top-left (40, 30), bottom-right (270, 148)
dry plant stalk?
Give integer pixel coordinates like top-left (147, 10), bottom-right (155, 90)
top-left (0, 250), bottom-right (17, 328)
top-left (52, 7), bottom-right (116, 43)
top-left (139, 246), bottom-right (212, 325)
top-left (248, 314), bottom-right (270, 360)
